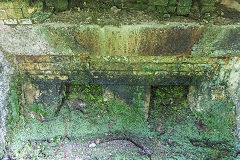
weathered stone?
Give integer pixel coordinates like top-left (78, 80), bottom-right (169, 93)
top-left (24, 55), bottom-right (51, 63)
top-left (0, 50), bottom-right (13, 158)
top-left (219, 58), bottom-right (240, 137)
top-left (45, 0), bottom-right (68, 12)
top-left (200, 0), bottom-right (216, 5)
top-left (24, 82), bottom-right (40, 104)
top-left (156, 6), bottom-right (168, 13)
top-left (167, 6), bottom-right (176, 13)
top-left (18, 18), bottom-right (32, 25)
top-left (3, 19), bottom-right (17, 25)
top-left (1, 23), bottom-right (240, 57)
top-left (169, 0), bottom-right (177, 5)
top-left (200, 5), bottom-right (215, 14)
top-left (31, 79), bottom-right (64, 106)
top-left (102, 85), bottom-right (151, 113)
top-left (6, 8), bottom-right (23, 19)
top-left (41, 26), bottom-right (90, 55)
top-left (192, 26), bottom-right (240, 57)
top-left (152, 0), bottom-right (168, 6)
top-left (0, 10), bottom-right (7, 20)
top-left (102, 85), bottom-right (115, 102)
top-left (178, 0), bottom-right (192, 7)
top-left (177, 6), bottom-right (191, 15)
top-left (21, 63), bottom-right (38, 71)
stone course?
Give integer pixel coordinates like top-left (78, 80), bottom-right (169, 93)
top-left (0, 0), bottom-right (219, 21)
top-left (15, 55), bottom-right (225, 85)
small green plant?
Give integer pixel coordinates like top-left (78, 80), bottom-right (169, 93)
top-left (29, 104), bottom-right (47, 118)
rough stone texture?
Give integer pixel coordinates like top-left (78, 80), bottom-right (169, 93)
top-left (0, 10), bottom-right (7, 20)
top-left (102, 85), bottom-right (151, 120)
top-left (0, 24), bottom-right (53, 55)
top-left (0, 0), bottom-right (43, 20)
top-left (192, 26), bottom-right (240, 57)
top-left (0, 50), bottom-right (13, 158)
top-left (0, 19), bottom-right (240, 160)
top-left (0, 0), bottom-right (219, 19)
top-left (0, 23), bottom-right (239, 57)
top-left (188, 57), bottom-right (240, 138)
top-left (15, 55), bottom-right (224, 85)
top-left (219, 58), bottom-right (240, 137)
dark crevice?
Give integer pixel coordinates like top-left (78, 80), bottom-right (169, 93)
top-left (55, 83), bottom-right (70, 116)
top-left (189, 138), bottom-right (235, 156)
top-left (98, 132), bottom-right (153, 159)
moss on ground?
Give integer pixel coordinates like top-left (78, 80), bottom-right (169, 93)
top-left (149, 85), bottom-right (237, 159)
top-left (6, 84), bottom-right (154, 158)
top-left (5, 83), bottom-right (239, 159)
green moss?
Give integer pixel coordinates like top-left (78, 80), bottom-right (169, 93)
top-left (29, 104), bottom-right (47, 118)
top-left (31, 11), bottom-right (52, 23)
top-left (149, 85), bottom-right (189, 131)
top-left (40, 26), bottom-right (90, 55)
top-left (149, 85), bottom-right (237, 159)
top-left (6, 82), bottom-right (20, 131)
top-left (6, 72), bottom-right (27, 130)
top-left (194, 100), bottom-right (236, 141)
top-left (6, 81), bottom-right (237, 159)
top-left (45, 0), bottom-right (68, 12)
top-left (7, 84), bottom-right (155, 157)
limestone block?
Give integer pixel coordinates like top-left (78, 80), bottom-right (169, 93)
top-left (191, 26), bottom-right (240, 57)
top-left (0, 2), bottom-right (14, 9)
top-left (200, 5), bottom-right (216, 14)
top-left (46, 0), bottom-right (68, 12)
top-left (38, 63), bottom-right (53, 71)
top-left (18, 18), bottom-right (32, 25)
top-left (167, 6), bottom-right (176, 13)
top-left (102, 85), bottom-right (151, 120)
top-left (177, 6), bottom-right (191, 15)
top-left (200, 0), bottom-right (217, 6)
top-left (156, 6), bottom-right (168, 13)
top-left (30, 79), bottom-right (64, 106)
top-left (3, 19), bottom-right (18, 25)
top-left (169, 0), bottom-right (177, 5)
top-left (6, 8), bottom-right (23, 19)
top-left (24, 82), bottom-right (40, 105)
top-left (152, 0), bottom-right (168, 6)
top-left (21, 63), bottom-right (38, 71)
top-left (0, 10), bottom-right (7, 20)
top-left (147, 5), bottom-right (156, 11)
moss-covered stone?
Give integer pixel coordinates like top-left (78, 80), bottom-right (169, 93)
top-left (177, 6), bottom-right (191, 15)
top-left (149, 85), bottom-right (237, 159)
top-left (191, 26), bottom-right (240, 57)
top-left (45, 0), bottom-right (68, 12)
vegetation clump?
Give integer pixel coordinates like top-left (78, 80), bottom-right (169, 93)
top-left (149, 85), bottom-right (237, 159)
top-left (5, 83), bottom-right (238, 159)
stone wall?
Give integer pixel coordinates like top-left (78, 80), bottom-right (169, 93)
top-left (0, 12), bottom-right (240, 158)
top-left (0, 0), bottom-right (218, 22)
top-left (16, 55), bottom-right (223, 84)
